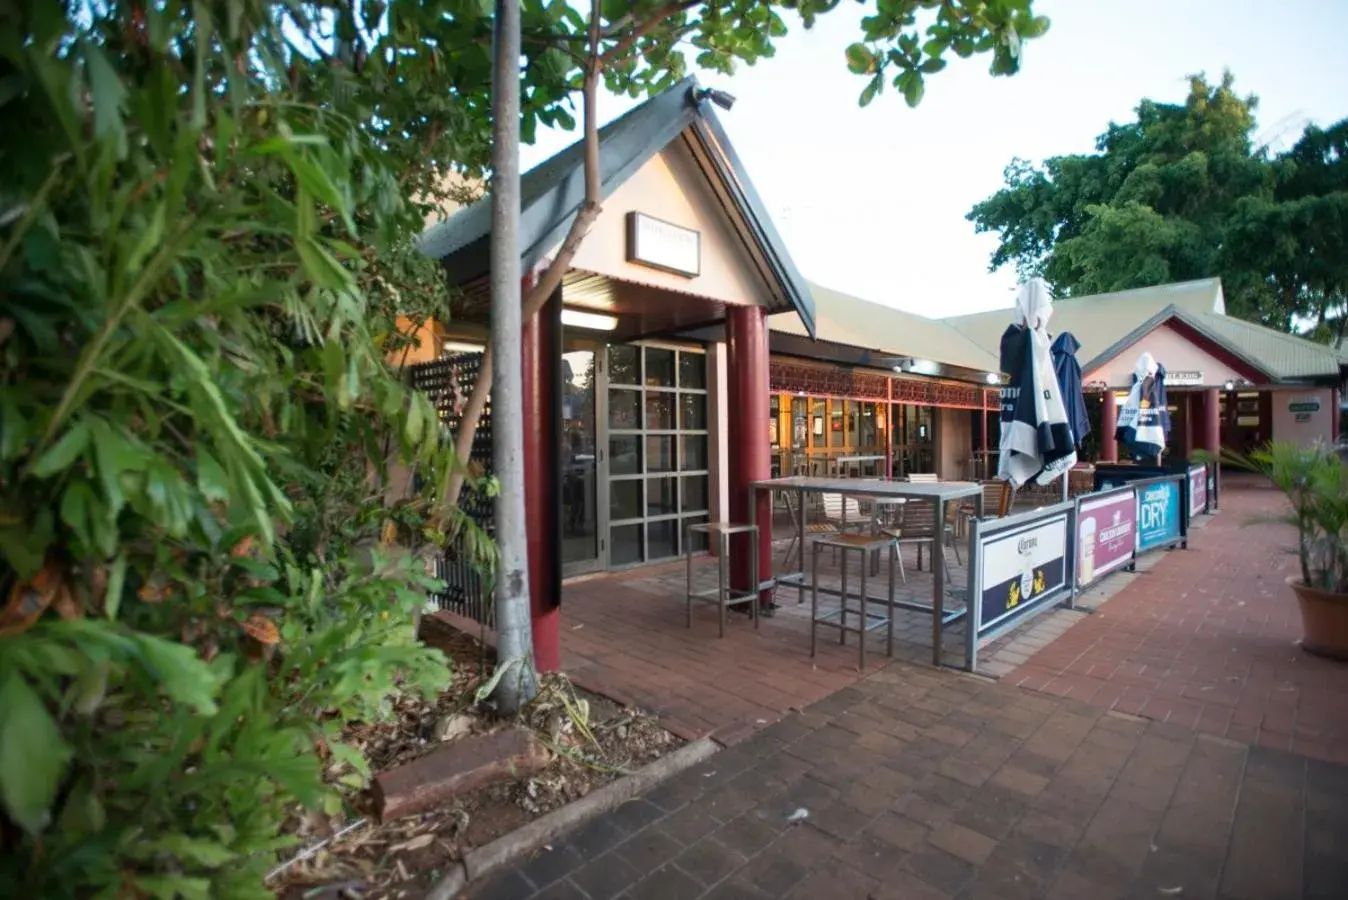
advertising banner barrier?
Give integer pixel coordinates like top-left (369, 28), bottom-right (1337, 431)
top-left (965, 501), bottom-right (1074, 671)
top-left (1075, 486), bottom-right (1136, 590)
top-left (1188, 464), bottom-right (1208, 518)
top-left (1135, 475), bottom-right (1185, 554)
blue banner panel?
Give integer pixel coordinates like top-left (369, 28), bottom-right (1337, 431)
top-left (1136, 479), bottom-right (1181, 553)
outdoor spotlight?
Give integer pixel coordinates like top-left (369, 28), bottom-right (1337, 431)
top-left (985, 372), bottom-right (1000, 385)
top-left (1224, 380), bottom-right (1235, 391)
top-left (694, 87), bottom-right (736, 111)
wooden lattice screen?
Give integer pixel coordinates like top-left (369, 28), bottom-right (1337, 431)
top-left (407, 353), bottom-right (496, 626)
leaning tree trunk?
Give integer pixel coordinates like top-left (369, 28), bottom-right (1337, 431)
top-left (487, 0), bottom-right (535, 714)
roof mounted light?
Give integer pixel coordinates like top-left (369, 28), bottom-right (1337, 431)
top-left (985, 372), bottom-right (1000, 385)
top-left (693, 87), bottom-right (736, 111)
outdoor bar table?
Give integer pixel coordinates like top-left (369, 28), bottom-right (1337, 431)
top-left (748, 476), bottom-right (984, 666)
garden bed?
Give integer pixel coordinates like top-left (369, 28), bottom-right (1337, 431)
top-left (273, 616), bottom-right (682, 898)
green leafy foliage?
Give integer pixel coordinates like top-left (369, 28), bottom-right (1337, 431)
top-left (0, 2), bottom-right (475, 895)
top-left (969, 73), bottom-right (1348, 337)
top-left (1214, 442), bottom-right (1348, 593)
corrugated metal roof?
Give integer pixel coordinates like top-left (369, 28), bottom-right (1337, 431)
top-left (418, 77), bottom-right (815, 335)
top-left (771, 282), bottom-right (999, 372)
top-left (942, 279), bottom-right (1226, 370)
top-left (1186, 312), bottom-right (1343, 380)
top-left (942, 278), bottom-right (1343, 384)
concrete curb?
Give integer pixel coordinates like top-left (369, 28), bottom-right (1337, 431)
top-left (425, 736), bottom-right (720, 900)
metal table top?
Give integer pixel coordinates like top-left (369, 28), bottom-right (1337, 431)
top-left (750, 477), bottom-right (982, 503)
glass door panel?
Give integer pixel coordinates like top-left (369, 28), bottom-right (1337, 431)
top-left (562, 349), bottom-right (600, 574)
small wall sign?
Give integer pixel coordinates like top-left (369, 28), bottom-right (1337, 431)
top-left (1167, 370), bottom-right (1204, 386)
top-left (1288, 398), bottom-right (1321, 414)
top-left (626, 212), bottom-right (700, 277)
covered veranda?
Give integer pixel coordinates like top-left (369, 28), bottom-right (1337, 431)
top-left (417, 76), bottom-right (819, 672)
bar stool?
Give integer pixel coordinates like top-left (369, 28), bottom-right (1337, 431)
top-left (685, 522), bottom-right (759, 638)
top-left (810, 533), bottom-right (896, 669)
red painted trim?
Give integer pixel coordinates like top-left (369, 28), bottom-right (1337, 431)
top-left (1154, 320), bottom-right (1268, 384)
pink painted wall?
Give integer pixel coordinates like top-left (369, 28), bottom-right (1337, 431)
top-left (1085, 322), bottom-right (1247, 388)
top-left (1270, 387), bottom-right (1335, 447)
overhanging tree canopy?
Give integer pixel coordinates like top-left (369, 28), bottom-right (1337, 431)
top-left (968, 73), bottom-right (1348, 339)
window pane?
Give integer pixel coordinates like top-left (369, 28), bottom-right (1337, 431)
top-left (610, 479), bottom-right (642, 520)
top-left (860, 402), bottom-right (877, 446)
top-left (607, 345), bottom-right (640, 385)
top-left (682, 475), bottom-right (708, 513)
top-left (679, 352), bottom-right (706, 389)
top-left (681, 435), bottom-right (707, 471)
top-left (647, 476), bottom-right (677, 516)
top-left (792, 398), bottom-right (808, 449)
top-left (830, 401), bottom-right (844, 447)
top-left (680, 393), bottom-right (707, 430)
top-left (610, 435), bottom-right (641, 475)
top-left (647, 520), bottom-right (678, 560)
top-left (646, 392), bottom-right (675, 429)
top-left (610, 524), bottom-right (643, 565)
top-left (646, 435), bottom-right (676, 472)
top-left (609, 389), bottom-right (640, 430)
top-left (645, 348), bottom-right (675, 387)
top-left (684, 516), bottom-right (708, 553)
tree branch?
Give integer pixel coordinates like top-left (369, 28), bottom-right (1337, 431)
top-left (600, 0), bottom-right (700, 68)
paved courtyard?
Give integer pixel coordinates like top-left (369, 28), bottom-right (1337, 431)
top-left (1004, 474), bottom-right (1348, 764)
top-left (468, 660), bottom-right (1348, 899)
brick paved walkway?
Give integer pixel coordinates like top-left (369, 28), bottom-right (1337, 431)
top-left (1006, 475), bottom-right (1348, 764)
top-left (466, 661), bottom-right (1348, 899)
top-left (559, 543), bottom-right (974, 745)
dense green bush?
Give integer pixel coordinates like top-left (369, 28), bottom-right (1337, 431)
top-left (0, 3), bottom-right (478, 895)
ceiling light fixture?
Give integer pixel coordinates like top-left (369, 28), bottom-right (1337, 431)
top-left (442, 340), bottom-right (486, 354)
top-left (984, 372), bottom-right (1000, 385)
top-left (561, 309), bottom-right (619, 332)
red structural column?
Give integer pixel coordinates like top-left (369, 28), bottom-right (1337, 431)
top-left (726, 306), bottom-right (772, 606)
top-left (522, 277), bottom-right (561, 673)
top-left (884, 378), bottom-right (894, 479)
top-left (1202, 387), bottom-right (1221, 454)
top-left (1099, 391), bottom-right (1118, 462)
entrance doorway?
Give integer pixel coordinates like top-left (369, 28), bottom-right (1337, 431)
top-left (562, 345), bottom-right (600, 576)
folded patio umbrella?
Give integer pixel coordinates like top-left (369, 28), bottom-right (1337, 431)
top-left (1115, 352), bottom-right (1170, 462)
top-left (1051, 331), bottom-right (1090, 448)
top-left (997, 279), bottom-right (1076, 488)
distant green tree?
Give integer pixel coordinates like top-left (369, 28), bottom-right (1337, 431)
top-left (968, 73), bottom-right (1348, 337)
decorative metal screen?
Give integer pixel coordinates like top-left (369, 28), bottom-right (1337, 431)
top-left (408, 353), bottom-right (496, 626)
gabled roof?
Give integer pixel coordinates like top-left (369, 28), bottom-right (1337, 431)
top-left (772, 282), bottom-right (998, 373)
top-left (942, 278), bottom-right (1226, 369)
top-left (419, 77), bottom-right (815, 336)
top-left (945, 278), bottom-right (1344, 384)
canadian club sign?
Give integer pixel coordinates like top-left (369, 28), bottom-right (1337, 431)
top-left (975, 512), bottom-right (1069, 636)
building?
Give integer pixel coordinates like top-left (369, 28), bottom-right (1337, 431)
top-left (944, 279), bottom-right (1347, 461)
top-left (412, 77), bottom-right (1347, 666)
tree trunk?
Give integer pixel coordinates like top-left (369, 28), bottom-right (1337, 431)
top-left (487, 0), bottom-right (535, 714)
top-left (439, 0), bottom-right (604, 512)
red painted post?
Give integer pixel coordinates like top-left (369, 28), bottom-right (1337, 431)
top-left (522, 275), bottom-right (561, 673)
top-left (1100, 390), bottom-right (1118, 462)
top-left (1181, 393), bottom-right (1194, 459)
top-left (1203, 387), bottom-right (1221, 454)
top-left (726, 306), bottom-right (772, 607)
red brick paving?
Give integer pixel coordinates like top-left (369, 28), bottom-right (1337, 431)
top-left (558, 563), bottom-right (886, 745)
top-left (1007, 473), bottom-right (1348, 764)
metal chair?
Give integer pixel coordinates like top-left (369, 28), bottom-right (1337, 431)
top-left (882, 499), bottom-right (959, 580)
top-left (685, 523), bottom-right (759, 637)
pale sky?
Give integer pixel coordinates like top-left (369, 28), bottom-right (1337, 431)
top-left (521, 0), bottom-right (1348, 318)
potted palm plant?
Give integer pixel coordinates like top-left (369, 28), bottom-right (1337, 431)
top-left (1231, 441), bottom-right (1348, 659)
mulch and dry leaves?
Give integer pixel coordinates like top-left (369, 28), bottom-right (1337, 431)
top-left (274, 615), bottom-right (682, 899)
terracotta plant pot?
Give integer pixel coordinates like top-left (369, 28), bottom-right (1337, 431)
top-left (1287, 577), bottom-right (1348, 661)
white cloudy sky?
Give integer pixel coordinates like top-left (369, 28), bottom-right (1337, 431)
top-left (521, 0), bottom-right (1348, 318)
